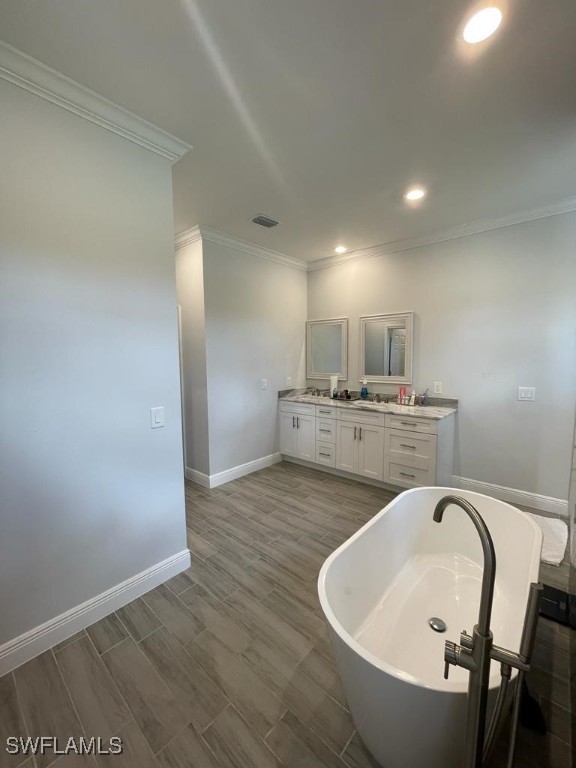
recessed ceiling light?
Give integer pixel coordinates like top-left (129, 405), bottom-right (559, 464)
top-left (404, 187), bottom-right (426, 201)
top-left (334, 245), bottom-right (348, 254)
top-left (463, 7), bottom-right (503, 44)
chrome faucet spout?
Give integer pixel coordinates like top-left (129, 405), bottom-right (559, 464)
top-left (433, 495), bottom-right (496, 637)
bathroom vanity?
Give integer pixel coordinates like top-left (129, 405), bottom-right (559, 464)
top-left (279, 396), bottom-right (455, 489)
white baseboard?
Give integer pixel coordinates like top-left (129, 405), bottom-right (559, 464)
top-left (453, 476), bottom-right (568, 517)
top-left (0, 549), bottom-right (191, 676)
top-left (185, 466), bottom-right (210, 488)
top-left (185, 453), bottom-right (281, 489)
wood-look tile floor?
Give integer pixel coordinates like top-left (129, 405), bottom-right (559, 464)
top-left (0, 462), bottom-right (572, 768)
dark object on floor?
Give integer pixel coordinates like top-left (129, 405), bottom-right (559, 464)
top-left (519, 679), bottom-right (546, 734)
top-left (539, 583), bottom-right (575, 627)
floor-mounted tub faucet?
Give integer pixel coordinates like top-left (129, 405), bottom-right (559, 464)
top-left (433, 496), bottom-right (543, 768)
top-left (433, 495), bottom-right (496, 768)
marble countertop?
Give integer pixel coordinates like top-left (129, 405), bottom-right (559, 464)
top-left (279, 394), bottom-right (457, 420)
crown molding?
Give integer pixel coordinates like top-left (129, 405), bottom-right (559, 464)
top-left (175, 226), bottom-right (308, 272)
top-left (308, 196), bottom-right (576, 271)
top-left (175, 226), bottom-right (202, 250)
top-left (0, 41), bottom-right (192, 163)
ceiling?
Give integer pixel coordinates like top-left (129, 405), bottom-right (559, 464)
top-left (1, 0), bottom-right (575, 261)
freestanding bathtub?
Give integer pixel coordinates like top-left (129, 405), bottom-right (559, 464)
top-left (318, 487), bottom-right (542, 768)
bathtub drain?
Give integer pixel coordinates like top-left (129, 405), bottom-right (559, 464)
top-left (428, 617), bottom-right (447, 633)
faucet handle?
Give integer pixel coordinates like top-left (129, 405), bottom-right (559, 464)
top-left (443, 640), bottom-right (459, 679)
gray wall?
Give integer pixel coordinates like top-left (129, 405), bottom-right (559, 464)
top-left (0, 80), bottom-right (187, 644)
top-left (177, 236), bottom-right (307, 478)
top-left (308, 214), bottom-right (576, 501)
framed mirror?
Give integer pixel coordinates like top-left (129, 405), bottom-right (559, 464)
top-left (359, 312), bottom-right (414, 384)
top-left (306, 318), bottom-right (348, 380)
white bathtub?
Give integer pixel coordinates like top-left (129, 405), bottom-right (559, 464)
top-left (318, 487), bottom-right (542, 768)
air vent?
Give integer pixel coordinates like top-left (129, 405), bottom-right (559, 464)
top-left (251, 214), bottom-right (279, 228)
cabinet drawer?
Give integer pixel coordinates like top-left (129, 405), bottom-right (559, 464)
top-left (386, 462), bottom-right (435, 488)
top-left (385, 414), bottom-right (437, 434)
top-left (316, 418), bottom-right (336, 443)
top-left (339, 409), bottom-right (386, 426)
top-left (387, 430), bottom-right (436, 470)
top-left (279, 401), bottom-right (315, 416)
top-left (316, 404), bottom-right (337, 418)
top-left (316, 442), bottom-right (336, 467)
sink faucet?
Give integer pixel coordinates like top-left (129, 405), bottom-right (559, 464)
top-left (433, 495), bottom-right (496, 768)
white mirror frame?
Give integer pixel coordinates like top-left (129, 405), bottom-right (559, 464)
top-left (359, 311), bottom-right (414, 384)
top-left (306, 317), bottom-right (348, 380)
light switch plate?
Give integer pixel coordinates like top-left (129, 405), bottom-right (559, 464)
top-left (150, 406), bottom-right (165, 428)
top-left (518, 387), bottom-right (536, 401)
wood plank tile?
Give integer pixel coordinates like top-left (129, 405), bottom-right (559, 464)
top-left (225, 589), bottom-right (312, 663)
top-left (179, 584), bottom-right (251, 655)
top-left (187, 629), bottom-right (283, 738)
top-left (187, 557), bottom-right (237, 600)
top-left (115, 597), bottom-right (162, 643)
top-left (0, 673), bottom-right (31, 768)
top-left (266, 709), bottom-right (346, 767)
top-left (50, 754), bottom-right (98, 767)
top-left (141, 584), bottom-right (204, 645)
top-left (156, 724), bottom-right (220, 768)
top-left (341, 731), bottom-right (381, 768)
top-left (297, 647), bottom-right (347, 708)
top-left (86, 614), bottom-right (128, 655)
top-left (203, 705), bottom-right (280, 768)
top-left (139, 627), bottom-right (228, 733)
top-left (163, 568), bottom-right (197, 596)
top-left (13, 651), bottom-right (83, 768)
top-left (260, 589), bottom-right (327, 646)
top-left (205, 552), bottom-right (274, 600)
top-left (53, 631), bottom-right (87, 653)
top-left (186, 530), bottom-right (218, 561)
top-left (55, 636), bottom-right (131, 739)
top-left (281, 666), bottom-right (354, 755)
top-left (94, 720), bottom-right (160, 768)
top-left (101, 638), bottom-right (189, 754)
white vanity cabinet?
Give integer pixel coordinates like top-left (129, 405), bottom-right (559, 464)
top-left (384, 414), bottom-right (454, 488)
top-left (336, 411), bottom-right (385, 481)
top-left (279, 398), bottom-right (455, 490)
top-left (279, 402), bottom-right (316, 461)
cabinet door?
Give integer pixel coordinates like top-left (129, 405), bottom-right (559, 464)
top-left (358, 424), bottom-right (384, 481)
top-left (296, 415), bottom-right (315, 461)
top-left (279, 412), bottom-right (298, 457)
top-left (336, 421), bottom-right (358, 474)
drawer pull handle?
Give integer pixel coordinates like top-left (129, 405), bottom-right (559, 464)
top-left (297, 417), bottom-right (300, 429)
top-left (399, 471), bottom-right (416, 479)
top-left (400, 421), bottom-right (417, 427)
top-left (358, 427), bottom-right (362, 441)
top-left (354, 427), bottom-right (357, 440)
top-left (319, 428), bottom-right (331, 433)
top-left (292, 416), bottom-right (295, 428)
top-left (319, 452), bottom-right (331, 457)
top-left (319, 409), bottom-right (332, 414)
top-left (400, 443), bottom-right (416, 450)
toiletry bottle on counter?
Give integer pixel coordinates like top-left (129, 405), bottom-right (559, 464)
top-left (330, 375), bottom-right (338, 399)
top-left (409, 390), bottom-right (416, 406)
top-left (361, 379), bottom-right (368, 399)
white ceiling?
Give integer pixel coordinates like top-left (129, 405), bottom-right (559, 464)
top-left (1, 0), bottom-right (575, 261)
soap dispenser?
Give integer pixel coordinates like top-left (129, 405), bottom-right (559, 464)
top-left (409, 390), bottom-right (416, 406)
top-left (361, 379), bottom-right (368, 399)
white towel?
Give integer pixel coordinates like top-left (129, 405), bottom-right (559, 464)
top-left (525, 513), bottom-right (568, 566)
